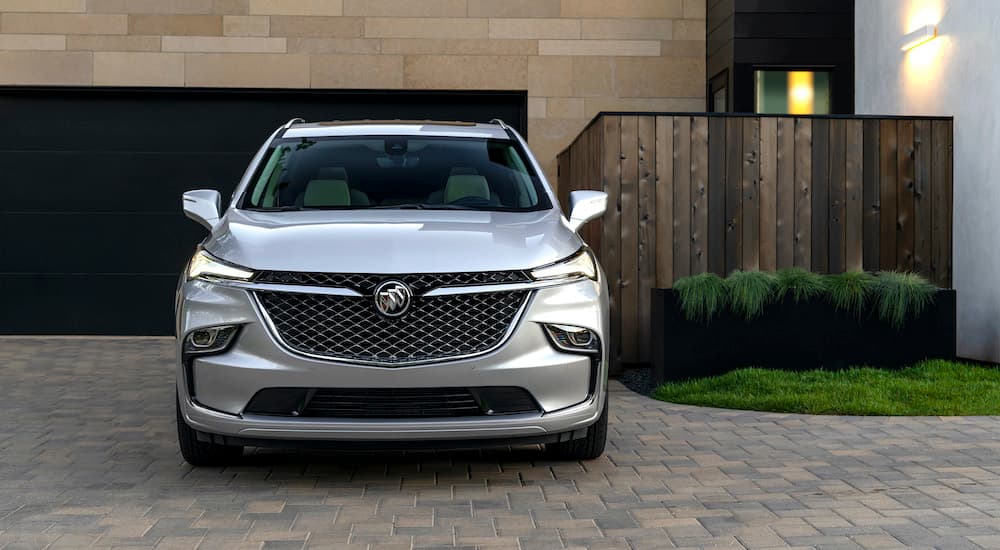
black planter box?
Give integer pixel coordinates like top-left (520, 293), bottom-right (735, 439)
top-left (651, 289), bottom-right (956, 385)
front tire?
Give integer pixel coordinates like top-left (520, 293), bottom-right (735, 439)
top-left (545, 396), bottom-right (608, 460)
top-left (176, 396), bottom-right (243, 466)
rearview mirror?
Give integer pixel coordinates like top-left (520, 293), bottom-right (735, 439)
top-left (567, 190), bottom-right (608, 233)
top-left (182, 189), bottom-right (222, 231)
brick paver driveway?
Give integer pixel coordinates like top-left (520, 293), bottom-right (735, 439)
top-left (2, 338), bottom-right (1000, 549)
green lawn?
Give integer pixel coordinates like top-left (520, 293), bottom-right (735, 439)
top-left (651, 360), bottom-right (1000, 416)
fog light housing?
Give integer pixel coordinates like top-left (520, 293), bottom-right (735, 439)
top-left (181, 325), bottom-right (241, 403)
top-left (244, 388), bottom-right (313, 416)
top-left (543, 324), bottom-right (600, 355)
top-left (184, 325), bottom-right (240, 355)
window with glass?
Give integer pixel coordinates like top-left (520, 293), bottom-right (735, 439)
top-left (240, 136), bottom-right (552, 212)
top-left (712, 87), bottom-right (727, 113)
top-left (709, 70), bottom-right (728, 113)
top-left (754, 70), bottom-right (831, 115)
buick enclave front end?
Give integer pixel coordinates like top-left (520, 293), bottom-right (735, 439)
top-left (175, 119), bottom-right (609, 465)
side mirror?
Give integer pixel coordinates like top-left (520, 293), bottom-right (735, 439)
top-left (567, 190), bottom-right (608, 233)
top-left (182, 189), bottom-right (222, 231)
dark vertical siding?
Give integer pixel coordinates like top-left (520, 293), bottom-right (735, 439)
top-left (879, 120), bottom-right (898, 270)
top-left (793, 118), bottom-right (813, 269)
top-left (655, 116), bottom-right (674, 287)
top-left (636, 117), bottom-right (656, 363)
top-left (913, 120), bottom-right (932, 274)
top-left (862, 119), bottom-right (881, 271)
top-left (810, 118), bottom-right (830, 272)
top-left (725, 117), bottom-right (743, 273)
top-left (845, 120), bottom-right (864, 270)
top-left (828, 119), bottom-right (846, 274)
top-left (931, 120), bottom-right (953, 287)
top-left (896, 120), bottom-right (916, 271)
top-left (673, 117), bottom-right (692, 280)
top-left (707, 117), bottom-right (727, 275)
top-left (558, 113), bottom-right (953, 369)
top-left (775, 117), bottom-right (795, 269)
top-left (691, 117), bottom-right (710, 275)
top-left (741, 117), bottom-right (760, 271)
top-left (600, 116), bottom-right (622, 369)
top-left (758, 117), bottom-right (777, 271)
top-left (618, 116), bottom-right (639, 363)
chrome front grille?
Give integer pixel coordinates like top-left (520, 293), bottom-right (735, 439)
top-left (253, 270), bottom-right (530, 294)
top-left (256, 290), bottom-right (530, 365)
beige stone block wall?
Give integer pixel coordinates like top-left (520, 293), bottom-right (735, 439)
top-left (94, 51), bottom-right (183, 85)
top-left (0, 0), bottom-right (706, 187)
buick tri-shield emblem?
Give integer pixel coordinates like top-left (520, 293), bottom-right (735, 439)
top-left (373, 280), bottom-right (412, 318)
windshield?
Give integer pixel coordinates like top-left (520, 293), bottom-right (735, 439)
top-left (240, 135), bottom-right (552, 212)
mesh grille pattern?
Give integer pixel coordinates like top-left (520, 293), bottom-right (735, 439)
top-left (254, 270), bottom-right (530, 295)
top-left (257, 290), bottom-right (529, 364)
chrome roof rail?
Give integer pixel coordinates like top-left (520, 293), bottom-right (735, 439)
top-left (279, 117), bottom-right (305, 138)
top-left (489, 118), bottom-right (510, 130)
top-left (490, 118), bottom-right (517, 140)
top-left (282, 117), bottom-right (304, 130)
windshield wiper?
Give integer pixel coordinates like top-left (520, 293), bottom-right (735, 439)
top-left (369, 204), bottom-right (483, 211)
top-left (249, 205), bottom-right (302, 212)
top-left (370, 203), bottom-right (426, 209)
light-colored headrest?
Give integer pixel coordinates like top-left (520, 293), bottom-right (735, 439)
top-left (303, 179), bottom-right (350, 207)
top-left (444, 174), bottom-right (490, 203)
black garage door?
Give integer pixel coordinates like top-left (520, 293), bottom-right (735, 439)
top-left (0, 87), bottom-right (526, 335)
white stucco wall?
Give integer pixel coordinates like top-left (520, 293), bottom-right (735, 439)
top-left (856, 0), bottom-right (1000, 361)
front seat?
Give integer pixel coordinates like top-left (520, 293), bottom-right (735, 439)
top-left (301, 179), bottom-right (351, 207)
top-left (428, 167), bottom-right (478, 204)
top-left (444, 174), bottom-right (492, 204)
top-left (317, 166), bottom-right (370, 206)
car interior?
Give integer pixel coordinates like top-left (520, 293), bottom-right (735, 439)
top-left (245, 137), bottom-right (548, 211)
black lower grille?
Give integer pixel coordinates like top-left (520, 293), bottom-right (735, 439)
top-left (244, 387), bottom-right (541, 419)
top-left (305, 388), bottom-right (482, 418)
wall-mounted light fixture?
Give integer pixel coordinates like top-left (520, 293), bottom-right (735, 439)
top-left (901, 24), bottom-right (938, 51)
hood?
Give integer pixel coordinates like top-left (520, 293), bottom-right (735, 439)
top-left (203, 208), bottom-right (583, 273)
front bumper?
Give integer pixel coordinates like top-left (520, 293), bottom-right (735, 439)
top-left (175, 276), bottom-right (609, 443)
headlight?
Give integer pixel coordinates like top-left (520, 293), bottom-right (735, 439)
top-left (530, 248), bottom-right (598, 281)
top-left (186, 249), bottom-right (254, 281)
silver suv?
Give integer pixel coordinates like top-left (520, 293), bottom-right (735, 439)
top-left (176, 119), bottom-right (609, 465)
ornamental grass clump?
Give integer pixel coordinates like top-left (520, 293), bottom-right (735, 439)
top-left (725, 270), bottom-right (778, 320)
top-left (825, 270), bottom-right (876, 317)
top-left (673, 272), bottom-right (727, 322)
top-left (873, 271), bottom-right (937, 329)
top-left (775, 267), bottom-right (827, 303)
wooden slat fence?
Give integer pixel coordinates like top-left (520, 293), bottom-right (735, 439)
top-left (557, 113), bottom-right (954, 370)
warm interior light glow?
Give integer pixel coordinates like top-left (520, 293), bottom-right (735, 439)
top-left (787, 71), bottom-right (814, 115)
top-left (901, 24), bottom-right (937, 51)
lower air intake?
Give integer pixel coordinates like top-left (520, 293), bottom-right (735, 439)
top-left (244, 387), bottom-right (541, 418)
